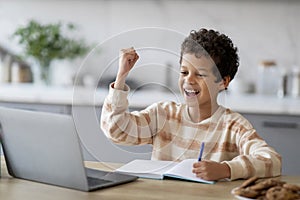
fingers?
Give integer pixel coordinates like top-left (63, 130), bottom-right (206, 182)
top-left (193, 162), bottom-right (201, 168)
top-left (120, 47), bottom-right (137, 57)
top-left (192, 161), bottom-right (210, 179)
top-left (193, 169), bottom-right (207, 180)
top-left (192, 161), bottom-right (229, 181)
top-left (192, 162), bottom-right (204, 174)
top-left (120, 47), bottom-right (135, 53)
top-left (120, 47), bottom-right (139, 63)
top-left (192, 161), bottom-right (210, 174)
top-left (193, 166), bottom-right (209, 180)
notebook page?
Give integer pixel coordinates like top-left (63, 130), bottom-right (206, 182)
top-left (116, 159), bottom-right (177, 179)
top-left (164, 159), bottom-right (215, 184)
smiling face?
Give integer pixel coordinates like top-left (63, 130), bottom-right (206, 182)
top-left (178, 53), bottom-right (224, 109)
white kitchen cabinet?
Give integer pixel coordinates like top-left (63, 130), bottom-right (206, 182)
top-left (242, 113), bottom-right (300, 175)
top-left (0, 101), bottom-right (71, 114)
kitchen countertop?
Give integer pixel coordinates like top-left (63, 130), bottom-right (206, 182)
top-left (0, 84), bottom-right (300, 115)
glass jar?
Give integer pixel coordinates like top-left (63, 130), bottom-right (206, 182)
top-left (256, 60), bottom-right (279, 95)
top-left (11, 60), bottom-right (33, 83)
top-left (291, 66), bottom-right (300, 98)
top-left (277, 68), bottom-right (288, 98)
top-left (0, 53), bottom-right (12, 83)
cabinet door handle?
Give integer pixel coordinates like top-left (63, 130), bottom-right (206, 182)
top-left (262, 121), bottom-right (298, 129)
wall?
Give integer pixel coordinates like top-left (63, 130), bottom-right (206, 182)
top-left (0, 0), bottom-right (299, 90)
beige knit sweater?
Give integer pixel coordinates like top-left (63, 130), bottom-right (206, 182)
top-left (101, 84), bottom-right (281, 180)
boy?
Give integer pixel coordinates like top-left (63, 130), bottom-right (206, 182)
top-left (101, 28), bottom-right (281, 181)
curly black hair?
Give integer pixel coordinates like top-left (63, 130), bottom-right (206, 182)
top-left (180, 28), bottom-right (239, 82)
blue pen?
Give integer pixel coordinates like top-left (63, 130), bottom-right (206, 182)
top-left (198, 142), bottom-right (205, 161)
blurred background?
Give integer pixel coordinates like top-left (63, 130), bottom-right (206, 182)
top-left (0, 0), bottom-right (299, 94)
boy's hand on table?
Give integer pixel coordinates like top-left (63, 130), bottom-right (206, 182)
top-left (193, 160), bottom-right (231, 181)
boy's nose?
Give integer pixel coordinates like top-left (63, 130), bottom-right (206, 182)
top-left (186, 74), bottom-right (196, 84)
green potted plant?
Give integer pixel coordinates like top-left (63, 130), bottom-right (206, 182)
top-left (11, 20), bottom-right (91, 84)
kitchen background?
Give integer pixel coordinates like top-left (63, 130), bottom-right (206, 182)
top-left (0, 0), bottom-right (300, 94)
top-left (1, 0), bottom-right (300, 174)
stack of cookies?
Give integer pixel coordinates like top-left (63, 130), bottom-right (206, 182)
top-left (233, 176), bottom-right (300, 200)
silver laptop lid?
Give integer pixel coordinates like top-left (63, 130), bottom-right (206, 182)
top-left (0, 107), bottom-right (89, 191)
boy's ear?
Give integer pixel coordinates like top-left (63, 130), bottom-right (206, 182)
top-left (218, 76), bottom-right (231, 91)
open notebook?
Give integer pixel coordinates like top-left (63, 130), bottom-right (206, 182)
top-left (116, 159), bottom-right (215, 184)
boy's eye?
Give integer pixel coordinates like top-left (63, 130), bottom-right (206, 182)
top-left (180, 71), bottom-right (188, 75)
top-left (197, 74), bottom-right (207, 77)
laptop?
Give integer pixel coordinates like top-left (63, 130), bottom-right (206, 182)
top-left (0, 106), bottom-right (138, 191)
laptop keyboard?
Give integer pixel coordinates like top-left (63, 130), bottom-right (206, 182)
top-left (87, 176), bottom-right (112, 187)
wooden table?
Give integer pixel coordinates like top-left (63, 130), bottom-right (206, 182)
top-left (1, 157), bottom-right (299, 200)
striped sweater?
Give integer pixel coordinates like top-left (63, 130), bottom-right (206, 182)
top-left (101, 84), bottom-right (282, 180)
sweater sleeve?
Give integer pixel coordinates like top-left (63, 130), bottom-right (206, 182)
top-left (100, 83), bottom-right (163, 145)
top-left (222, 129), bottom-right (282, 180)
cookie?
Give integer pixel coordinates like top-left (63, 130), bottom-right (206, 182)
top-left (233, 187), bottom-right (260, 199)
top-left (240, 176), bottom-right (259, 188)
top-left (256, 196), bottom-right (267, 200)
top-left (249, 178), bottom-right (285, 191)
top-left (235, 177), bottom-right (299, 200)
top-left (266, 186), bottom-right (299, 200)
top-left (283, 183), bottom-right (300, 192)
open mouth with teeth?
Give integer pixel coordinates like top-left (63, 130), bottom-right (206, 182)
top-left (184, 89), bottom-right (200, 97)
